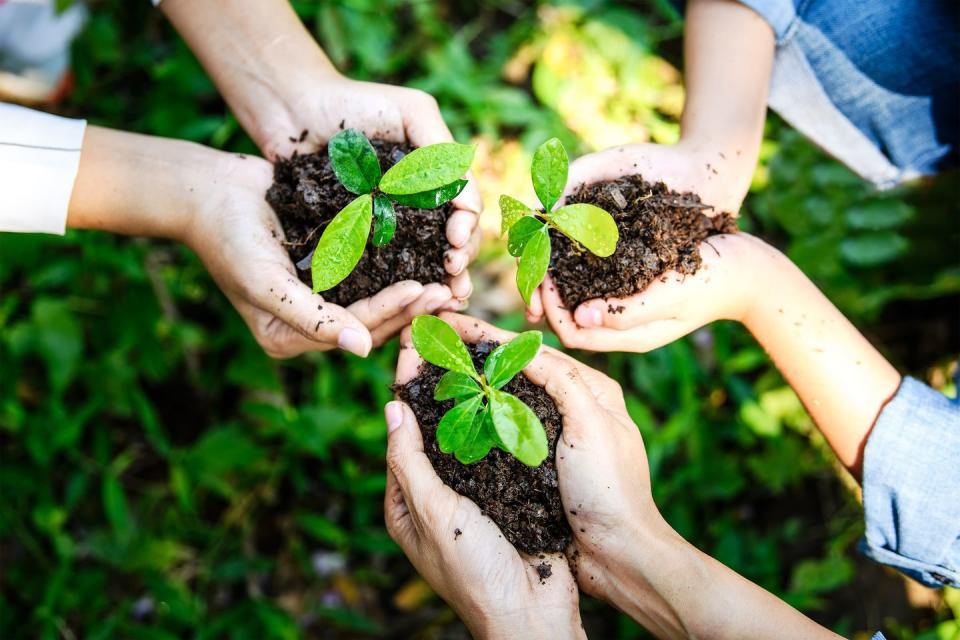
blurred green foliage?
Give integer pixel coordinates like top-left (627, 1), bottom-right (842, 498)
top-left (2, 1), bottom-right (958, 638)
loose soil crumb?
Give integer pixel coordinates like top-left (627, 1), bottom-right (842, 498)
top-left (395, 341), bottom-right (571, 555)
top-left (265, 140), bottom-right (451, 306)
top-left (536, 561), bottom-right (552, 582)
top-left (551, 175), bottom-right (738, 308)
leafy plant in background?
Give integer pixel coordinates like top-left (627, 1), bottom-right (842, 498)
top-left (311, 128), bottom-right (476, 292)
top-left (410, 316), bottom-right (547, 466)
top-left (500, 138), bottom-right (619, 304)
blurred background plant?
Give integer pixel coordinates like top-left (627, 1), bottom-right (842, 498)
top-left (1, 1), bottom-right (958, 638)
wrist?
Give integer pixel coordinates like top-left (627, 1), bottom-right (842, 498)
top-left (598, 521), bottom-right (704, 639)
top-left (674, 136), bottom-right (759, 213)
top-left (467, 604), bottom-right (586, 640)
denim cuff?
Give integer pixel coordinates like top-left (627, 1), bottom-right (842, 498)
top-left (734, 0), bottom-right (798, 42)
top-left (860, 377), bottom-right (960, 589)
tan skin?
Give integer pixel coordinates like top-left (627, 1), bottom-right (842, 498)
top-left (67, 127), bottom-right (458, 358)
top-left (160, 0), bottom-right (483, 304)
top-left (386, 314), bottom-right (842, 639)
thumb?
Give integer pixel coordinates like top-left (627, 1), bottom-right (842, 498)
top-left (572, 272), bottom-right (692, 331)
top-left (384, 401), bottom-right (445, 507)
top-left (255, 266), bottom-right (373, 357)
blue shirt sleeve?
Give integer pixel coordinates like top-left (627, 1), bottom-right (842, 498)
top-left (860, 376), bottom-right (960, 589)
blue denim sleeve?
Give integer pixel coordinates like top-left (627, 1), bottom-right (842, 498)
top-left (860, 377), bottom-right (960, 589)
top-left (730, 0), bottom-right (798, 41)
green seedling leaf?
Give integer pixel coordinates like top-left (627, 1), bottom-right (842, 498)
top-left (489, 389), bottom-right (548, 467)
top-left (499, 195), bottom-right (534, 236)
top-left (380, 143), bottom-right (476, 195)
top-left (435, 371), bottom-right (482, 401)
top-left (507, 215), bottom-right (544, 257)
top-left (455, 409), bottom-right (495, 464)
top-left (531, 138), bottom-right (568, 212)
top-left (436, 394), bottom-right (483, 453)
top-left (328, 128), bottom-right (381, 194)
top-left (484, 331), bottom-right (542, 389)
top-left (411, 315), bottom-right (476, 377)
top-left (372, 195), bottom-right (397, 246)
top-left (389, 179), bottom-right (467, 209)
top-left (517, 227), bottom-right (551, 305)
top-left (311, 193), bottom-right (373, 292)
top-left (549, 203), bottom-right (619, 257)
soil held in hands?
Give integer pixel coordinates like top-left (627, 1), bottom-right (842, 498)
top-left (396, 341), bottom-right (571, 555)
top-left (265, 140), bottom-right (451, 306)
top-left (550, 175), bottom-right (738, 308)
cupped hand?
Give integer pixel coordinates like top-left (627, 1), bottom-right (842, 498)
top-left (538, 233), bottom-right (776, 353)
top-left (386, 316), bottom-right (585, 639)
top-left (256, 74), bottom-right (482, 303)
top-left (525, 140), bottom-right (752, 325)
top-left (183, 153), bottom-right (455, 358)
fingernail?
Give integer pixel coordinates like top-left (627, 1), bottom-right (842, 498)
top-left (385, 401), bottom-right (404, 433)
top-left (446, 252), bottom-right (467, 276)
top-left (338, 327), bottom-right (371, 357)
top-left (577, 307), bottom-right (603, 327)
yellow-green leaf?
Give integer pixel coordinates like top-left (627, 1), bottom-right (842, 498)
top-left (311, 194), bottom-right (373, 292)
top-left (380, 143), bottom-right (476, 195)
top-left (549, 203), bottom-right (619, 257)
top-left (516, 227), bottom-right (551, 305)
top-left (499, 194), bottom-right (534, 236)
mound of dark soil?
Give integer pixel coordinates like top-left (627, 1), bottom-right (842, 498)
top-left (266, 140), bottom-right (450, 306)
top-left (551, 175), bottom-right (738, 308)
top-left (395, 341), bottom-right (571, 555)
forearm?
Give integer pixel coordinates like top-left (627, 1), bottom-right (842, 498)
top-left (160, 0), bottom-right (338, 155)
top-left (466, 605), bottom-right (587, 640)
top-left (741, 244), bottom-right (901, 477)
top-left (67, 126), bottom-right (223, 240)
top-left (607, 520), bottom-right (840, 639)
top-left (678, 0), bottom-right (775, 206)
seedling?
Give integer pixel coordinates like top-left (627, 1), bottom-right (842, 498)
top-left (410, 315), bottom-right (548, 467)
top-left (499, 138), bottom-right (619, 304)
top-left (310, 129), bottom-right (476, 292)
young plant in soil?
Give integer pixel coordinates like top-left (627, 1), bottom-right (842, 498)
top-left (499, 138), bottom-right (619, 304)
top-left (551, 176), bottom-right (739, 308)
top-left (308, 128), bottom-right (475, 293)
top-left (410, 315), bottom-right (547, 466)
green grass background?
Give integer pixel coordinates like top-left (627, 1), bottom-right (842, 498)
top-left (1, 1), bottom-right (958, 638)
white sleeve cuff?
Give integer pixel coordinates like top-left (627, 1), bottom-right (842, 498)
top-left (0, 103), bottom-right (87, 235)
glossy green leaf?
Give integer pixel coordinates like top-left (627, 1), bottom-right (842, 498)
top-left (489, 390), bottom-right (547, 467)
top-left (531, 138), bottom-right (568, 212)
top-left (311, 194), bottom-right (373, 292)
top-left (410, 315), bottom-right (476, 377)
top-left (516, 227), bottom-right (551, 305)
top-left (389, 179), bottom-right (467, 209)
top-left (379, 142), bottom-right (476, 195)
top-left (327, 128), bottom-right (381, 194)
top-left (549, 203), bottom-right (619, 257)
top-left (372, 195), bottom-right (396, 246)
top-left (483, 331), bottom-right (542, 389)
top-left (507, 215), bottom-right (544, 257)
top-left (455, 408), bottom-right (495, 464)
top-left (436, 394), bottom-right (483, 453)
top-left (499, 194), bottom-right (533, 236)
top-left (435, 371), bottom-right (482, 401)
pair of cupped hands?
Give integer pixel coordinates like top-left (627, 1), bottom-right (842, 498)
top-left (188, 73), bottom-right (758, 361)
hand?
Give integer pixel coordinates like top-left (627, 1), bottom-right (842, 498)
top-left (254, 73), bottom-right (482, 304)
top-left (182, 151), bottom-right (456, 358)
top-left (525, 140), bottom-right (753, 325)
top-left (515, 334), bottom-right (841, 639)
top-left (386, 318), bottom-right (584, 639)
top-left (538, 232), bottom-right (781, 353)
